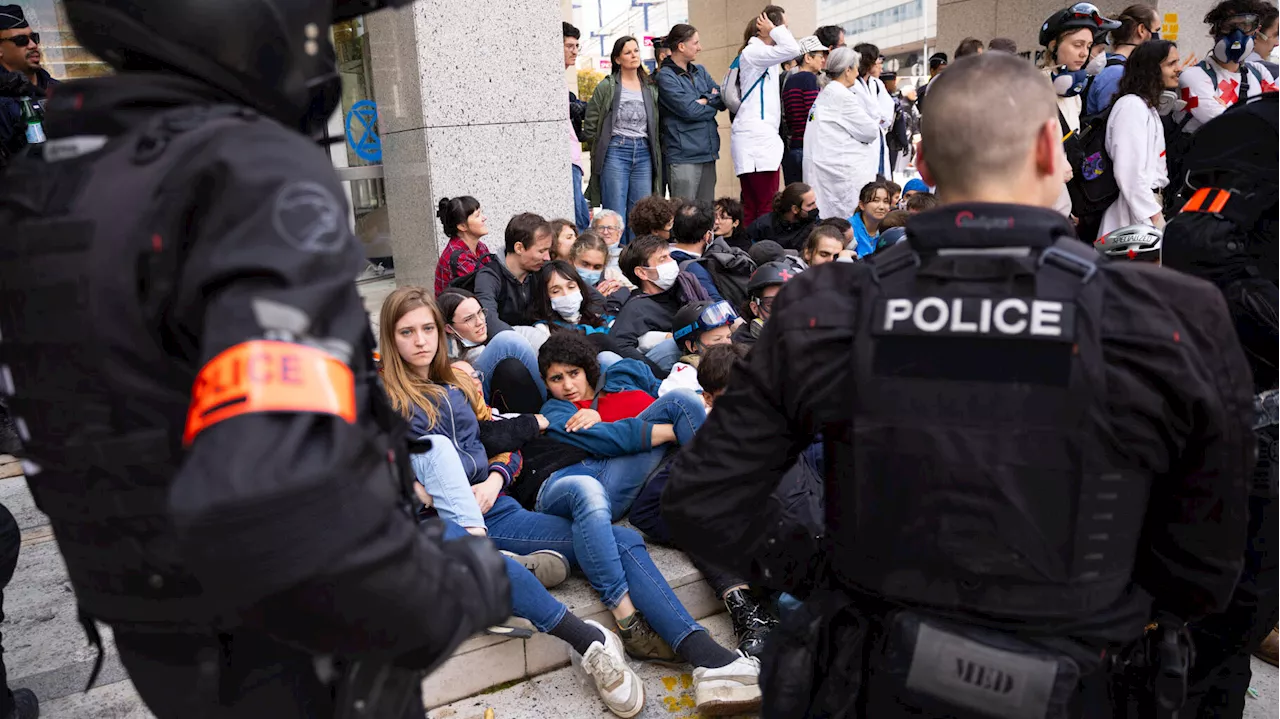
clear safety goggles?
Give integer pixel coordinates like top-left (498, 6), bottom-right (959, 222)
top-left (673, 301), bottom-right (739, 342)
top-left (1218, 13), bottom-right (1261, 34)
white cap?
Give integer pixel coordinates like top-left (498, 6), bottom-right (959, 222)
top-left (798, 35), bottom-right (827, 55)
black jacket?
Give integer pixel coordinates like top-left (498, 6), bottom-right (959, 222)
top-left (0, 73), bottom-right (508, 664)
top-left (664, 203), bottom-right (1255, 643)
top-left (744, 211), bottom-right (818, 251)
top-left (610, 284), bottom-right (685, 354)
top-left (474, 258), bottom-right (536, 327)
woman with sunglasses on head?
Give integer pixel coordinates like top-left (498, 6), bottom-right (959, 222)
top-left (1099, 39), bottom-right (1181, 239)
top-left (437, 288), bottom-right (545, 414)
top-left (380, 288), bottom-right (762, 715)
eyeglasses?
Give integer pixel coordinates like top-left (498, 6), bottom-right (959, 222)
top-left (460, 368), bottom-right (485, 382)
top-left (596, 225), bottom-right (623, 234)
top-left (453, 310), bottom-right (485, 327)
top-left (755, 296), bottom-right (777, 312)
top-left (1067, 3), bottom-right (1109, 26)
top-left (0, 32), bottom-right (40, 47)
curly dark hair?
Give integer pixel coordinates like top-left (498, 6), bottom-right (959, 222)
top-left (531, 261), bottom-right (605, 329)
top-left (629, 195), bottom-right (676, 236)
top-left (538, 331), bottom-right (602, 389)
top-left (1205, 0), bottom-right (1270, 31)
top-left (697, 343), bottom-right (750, 396)
top-left (714, 197), bottom-right (744, 234)
top-left (1115, 39), bottom-right (1177, 108)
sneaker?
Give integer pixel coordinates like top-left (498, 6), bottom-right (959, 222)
top-left (576, 620), bottom-right (645, 718)
top-left (1256, 626), bottom-right (1279, 667)
top-left (692, 652), bottom-right (762, 716)
top-left (500, 549), bottom-right (570, 589)
top-left (723, 587), bottom-right (776, 657)
top-left (7, 688), bottom-right (39, 719)
top-left (616, 612), bottom-right (679, 665)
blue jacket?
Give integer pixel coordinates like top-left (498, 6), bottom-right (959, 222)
top-left (655, 58), bottom-right (725, 165)
top-left (409, 386), bottom-right (519, 487)
top-left (848, 211), bottom-right (879, 258)
top-left (1085, 55), bottom-right (1127, 116)
top-left (670, 248), bottom-right (723, 301)
top-left (540, 359), bottom-right (663, 458)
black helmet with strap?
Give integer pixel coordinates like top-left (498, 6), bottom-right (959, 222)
top-left (64, 0), bottom-right (414, 136)
top-left (1039, 2), bottom-right (1120, 47)
top-left (747, 260), bottom-right (800, 297)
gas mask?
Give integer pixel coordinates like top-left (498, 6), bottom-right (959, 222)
top-left (1156, 90), bottom-right (1187, 116)
top-left (1214, 28), bottom-right (1255, 64)
top-left (1052, 66), bottom-right (1090, 96)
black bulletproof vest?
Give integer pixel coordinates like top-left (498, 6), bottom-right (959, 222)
top-left (826, 238), bottom-right (1151, 622)
top-left (0, 105), bottom-right (410, 628)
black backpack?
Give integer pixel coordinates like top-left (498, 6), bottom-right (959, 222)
top-left (1165, 60), bottom-right (1265, 209)
top-left (679, 237), bottom-right (757, 315)
top-left (1061, 102), bottom-right (1121, 235)
top-left (445, 246), bottom-right (496, 293)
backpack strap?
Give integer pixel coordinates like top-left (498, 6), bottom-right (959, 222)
top-left (1181, 186), bottom-right (1275, 228)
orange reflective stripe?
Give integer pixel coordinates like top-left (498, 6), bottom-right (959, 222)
top-left (1207, 189), bottom-right (1231, 214)
top-left (183, 340), bottom-right (357, 446)
top-left (1182, 187), bottom-right (1212, 212)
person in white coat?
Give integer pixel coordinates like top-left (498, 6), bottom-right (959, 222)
top-left (802, 47), bottom-right (879, 220)
top-left (730, 7), bottom-right (801, 227)
top-left (852, 43), bottom-right (895, 178)
top-left (1100, 39), bottom-right (1181, 238)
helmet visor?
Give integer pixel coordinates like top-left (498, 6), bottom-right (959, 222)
top-left (673, 301), bottom-right (740, 342)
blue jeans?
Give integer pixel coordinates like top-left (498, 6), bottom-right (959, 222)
top-left (646, 338), bottom-right (682, 373)
top-left (601, 136), bottom-right (652, 244)
top-left (572, 164), bottom-right (590, 231)
top-left (440, 518), bottom-right (566, 632)
top-left (597, 351), bottom-right (624, 370)
top-left (541, 389), bottom-right (706, 521)
top-left (475, 330), bottom-right (546, 401)
top-left (484, 495), bottom-right (704, 649)
top-left (410, 434), bottom-right (485, 530)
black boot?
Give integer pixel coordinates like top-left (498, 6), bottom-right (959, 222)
top-left (723, 588), bottom-right (775, 657)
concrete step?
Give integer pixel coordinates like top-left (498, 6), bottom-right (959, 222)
top-left (421, 531), bottom-right (723, 708)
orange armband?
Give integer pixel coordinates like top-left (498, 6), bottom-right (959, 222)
top-left (184, 340), bottom-right (357, 446)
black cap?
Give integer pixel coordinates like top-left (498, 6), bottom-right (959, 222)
top-left (881, 70), bottom-right (898, 81)
top-left (748, 240), bottom-right (787, 266)
top-left (0, 4), bottom-right (28, 30)
top-left (928, 52), bottom-right (948, 68)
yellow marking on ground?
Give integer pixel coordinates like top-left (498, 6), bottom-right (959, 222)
top-left (661, 676), bottom-right (678, 692)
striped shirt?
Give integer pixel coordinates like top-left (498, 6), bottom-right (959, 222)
top-left (781, 71), bottom-right (820, 149)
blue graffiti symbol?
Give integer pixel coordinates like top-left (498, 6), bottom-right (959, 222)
top-left (344, 100), bottom-right (382, 163)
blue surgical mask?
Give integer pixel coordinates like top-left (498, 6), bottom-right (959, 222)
top-left (1051, 66), bottom-right (1090, 96)
top-left (578, 267), bottom-right (603, 286)
top-left (1214, 28), bottom-right (1255, 64)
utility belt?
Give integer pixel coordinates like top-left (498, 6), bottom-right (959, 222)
top-left (761, 589), bottom-right (1126, 719)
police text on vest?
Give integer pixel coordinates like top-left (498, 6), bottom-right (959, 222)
top-left (872, 297), bottom-right (1076, 341)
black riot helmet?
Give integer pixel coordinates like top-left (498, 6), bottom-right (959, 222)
top-left (64, 0), bottom-right (414, 136)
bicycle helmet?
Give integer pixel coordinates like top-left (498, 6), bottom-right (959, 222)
top-left (1040, 3), bottom-right (1121, 47)
top-left (673, 300), bottom-right (739, 345)
top-left (747, 261), bottom-right (800, 297)
top-left (1095, 224), bottom-right (1163, 262)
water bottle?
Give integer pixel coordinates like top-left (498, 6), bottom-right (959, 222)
top-left (20, 96), bottom-right (45, 145)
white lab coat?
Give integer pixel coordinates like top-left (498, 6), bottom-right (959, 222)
top-left (1174, 56), bottom-right (1275, 134)
top-left (730, 26), bottom-right (802, 175)
top-left (1099, 94), bottom-right (1167, 238)
top-left (803, 81), bottom-right (879, 220)
top-left (858, 76), bottom-right (895, 176)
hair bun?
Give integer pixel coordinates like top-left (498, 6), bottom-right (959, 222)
top-left (437, 197), bottom-right (451, 221)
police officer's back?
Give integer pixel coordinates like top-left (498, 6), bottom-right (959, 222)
top-left (662, 52), bottom-right (1256, 719)
top-left (0, 1), bottom-right (510, 716)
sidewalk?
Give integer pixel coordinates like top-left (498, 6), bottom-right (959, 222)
top-left (3, 449), bottom-right (1278, 718)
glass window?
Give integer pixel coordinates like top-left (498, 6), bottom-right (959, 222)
top-left (21, 1), bottom-right (111, 79)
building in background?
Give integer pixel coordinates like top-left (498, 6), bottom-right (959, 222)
top-left (18, 0), bottom-right (110, 79)
top-left (819, 0), bottom-right (937, 88)
top-left (570, 0), bottom-right (690, 72)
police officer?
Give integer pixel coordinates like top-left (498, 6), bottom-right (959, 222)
top-left (662, 51), bottom-right (1256, 718)
top-left (1163, 91), bottom-right (1278, 719)
top-left (0, 1), bottom-right (511, 717)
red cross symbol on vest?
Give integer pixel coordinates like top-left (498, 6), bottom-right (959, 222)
top-left (1180, 87), bottom-right (1199, 110)
top-left (1218, 78), bottom-right (1240, 105)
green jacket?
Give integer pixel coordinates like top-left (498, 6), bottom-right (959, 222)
top-left (583, 74), bottom-right (662, 206)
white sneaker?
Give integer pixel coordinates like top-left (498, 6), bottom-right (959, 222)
top-left (692, 652), bottom-right (762, 715)
top-left (575, 620), bottom-right (645, 718)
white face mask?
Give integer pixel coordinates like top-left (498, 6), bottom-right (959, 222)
top-left (649, 260), bottom-right (680, 291)
top-left (550, 291), bottom-right (583, 322)
top-left (453, 333), bottom-right (481, 349)
top-left (1085, 49), bottom-right (1108, 76)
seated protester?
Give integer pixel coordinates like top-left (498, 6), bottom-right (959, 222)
top-left (438, 289), bottom-right (545, 414)
top-left (589, 209), bottom-right (632, 285)
top-left (628, 194), bottom-right (676, 242)
top-left (659, 300), bottom-right (739, 401)
top-left (871, 209), bottom-right (909, 253)
top-left (434, 195), bottom-right (494, 296)
top-left (667, 200), bottom-right (723, 302)
top-left (733, 261), bottom-right (797, 347)
top-left (816, 216), bottom-right (854, 247)
top-left (879, 209), bottom-right (908, 231)
top-left (570, 231), bottom-right (631, 315)
top-left (847, 180), bottom-right (892, 257)
top-left (801, 224), bottom-right (854, 267)
top-left (630, 342), bottom-right (783, 658)
top-left (612, 234), bottom-right (712, 373)
top-left (743, 182), bottom-right (820, 250)
top-left (380, 290), bottom-right (760, 712)
top-left (549, 218), bottom-right (579, 260)
top-left (536, 332), bottom-right (707, 520)
top-left (748, 239), bottom-right (808, 273)
top-left (904, 191), bottom-right (938, 214)
top-left (714, 197), bottom-right (748, 252)
top-left (884, 180), bottom-right (903, 209)
top-left (474, 212), bottom-right (553, 327)
top-left (901, 177), bottom-right (931, 203)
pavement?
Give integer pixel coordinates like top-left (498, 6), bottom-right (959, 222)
top-left (3, 434), bottom-right (1279, 719)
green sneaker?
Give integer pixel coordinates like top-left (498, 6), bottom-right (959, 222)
top-left (616, 612), bottom-right (680, 665)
